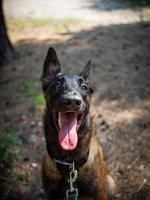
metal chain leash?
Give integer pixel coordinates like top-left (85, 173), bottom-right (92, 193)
top-left (66, 162), bottom-right (78, 200)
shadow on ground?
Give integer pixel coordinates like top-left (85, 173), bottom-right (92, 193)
top-left (0, 21), bottom-right (150, 200)
top-left (88, 0), bottom-right (150, 11)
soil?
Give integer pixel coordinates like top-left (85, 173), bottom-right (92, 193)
top-left (0, 1), bottom-right (150, 200)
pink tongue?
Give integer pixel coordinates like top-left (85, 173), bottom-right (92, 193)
top-left (58, 112), bottom-right (78, 151)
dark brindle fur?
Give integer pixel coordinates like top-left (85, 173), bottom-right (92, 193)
top-left (41, 47), bottom-right (115, 200)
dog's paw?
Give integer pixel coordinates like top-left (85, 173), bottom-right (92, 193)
top-left (107, 175), bottom-right (116, 196)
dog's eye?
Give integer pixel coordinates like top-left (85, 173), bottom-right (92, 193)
top-left (81, 85), bottom-right (88, 91)
top-left (56, 81), bottom-right (61, 88)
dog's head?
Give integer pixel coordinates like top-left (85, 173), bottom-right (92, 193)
top-left (41, 47), bottom-right (93, 151)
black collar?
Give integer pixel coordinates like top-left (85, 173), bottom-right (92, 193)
top-left (47, 145), bottom-right (89, 171)
top-left (55, 150), bottom-right (89, 170)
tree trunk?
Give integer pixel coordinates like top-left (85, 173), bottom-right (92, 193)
top-left (0, 0), bottom-right (13, 67)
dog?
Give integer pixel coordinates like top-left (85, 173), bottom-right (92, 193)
top-left (41, 47), bottom-right (115, 200)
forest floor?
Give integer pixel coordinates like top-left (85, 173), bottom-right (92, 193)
top-left (0, 1), bottom-right (150, 200)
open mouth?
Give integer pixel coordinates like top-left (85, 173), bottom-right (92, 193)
top-left (57, 112), bottom-right (84, 151)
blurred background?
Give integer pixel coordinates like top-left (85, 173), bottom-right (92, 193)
top-left (0, 0), bottom-right (150, 199)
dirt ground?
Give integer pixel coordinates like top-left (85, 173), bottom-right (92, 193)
top-left (0, 5), bottom-right (150, 200)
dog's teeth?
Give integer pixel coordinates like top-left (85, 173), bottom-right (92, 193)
top-left (58, 113), bottom-right (61, 127)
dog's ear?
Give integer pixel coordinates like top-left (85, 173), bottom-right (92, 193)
top-left (41, 47), bottom-right (61, 86)
top-left (80, 60), bottom-right (91, 82)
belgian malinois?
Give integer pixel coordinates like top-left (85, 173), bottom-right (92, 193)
top-left (41, 47), bottom-right (115, 200)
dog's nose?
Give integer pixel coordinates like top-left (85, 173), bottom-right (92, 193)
top-left (64, 96), bottom-right (82, 108)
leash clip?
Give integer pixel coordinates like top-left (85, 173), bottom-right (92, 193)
top-left (66, 162), bottom-right (78, 200)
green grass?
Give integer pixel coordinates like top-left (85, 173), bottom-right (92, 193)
top-left (124, 0), bottom-right (150, 6)
top-left (6, 169), bottom-right (29, 184)
top-left (25, 79), bottom-right (36, 97)
top-left (0, 130), bottom-right (30, 188)
top-left (0, 130), bottom-right (22, 162)
top-left (6, 17), bottom-right (82, 32)
top-left (25, 79), bottom-right (45, 107)
top-left (31, 94), bottom-right (45, 106)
